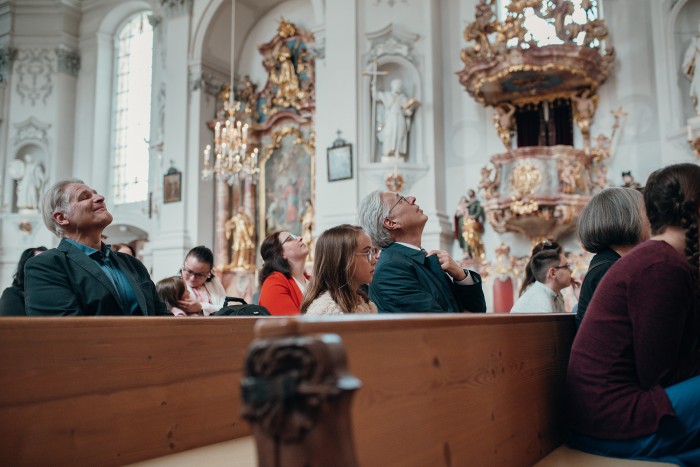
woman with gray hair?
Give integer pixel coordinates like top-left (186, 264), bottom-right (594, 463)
top-left (575, 187), bottom-right (650, 329)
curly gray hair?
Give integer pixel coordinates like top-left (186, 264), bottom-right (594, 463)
top-left (357, 190), bottom-right (393, 248)
top-left (41, 178), bottom-right (83, 238)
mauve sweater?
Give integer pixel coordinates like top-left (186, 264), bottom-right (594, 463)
top-left (567, 240), bottom-right (699, 439)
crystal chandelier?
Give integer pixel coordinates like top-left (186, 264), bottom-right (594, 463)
top-left (201, 0), bottom-right (259, 185)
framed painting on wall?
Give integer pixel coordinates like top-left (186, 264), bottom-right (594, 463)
top-left (163, 170), bottom-right (182, 204)
top-left (327, 144), bottom-right (353, 182)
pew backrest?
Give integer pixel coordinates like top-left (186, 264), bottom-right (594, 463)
top-left (251, 313), bottom-right (575, 467)
top-left (0, 317), bottom-right (264, 466)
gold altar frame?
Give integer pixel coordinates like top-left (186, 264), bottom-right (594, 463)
top-left (257, 126), bottom-right (315, 248)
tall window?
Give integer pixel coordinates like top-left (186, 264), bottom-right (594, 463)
top-left (499, 0), bottom-right (600, 47)
top-left (113, 12), bottom-right (153, 204)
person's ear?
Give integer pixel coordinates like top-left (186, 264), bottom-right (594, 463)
top-left (53, 211), bottom-right (69, 226)
top-left (383, 217), bottom-right (398, 230)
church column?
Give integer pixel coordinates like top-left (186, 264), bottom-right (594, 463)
top-left (149, 0), bottom-right (195, 281)
top-left (314, 0), bottom-right (359, 233)
top-left (0, 1), bottom-right (80, 286)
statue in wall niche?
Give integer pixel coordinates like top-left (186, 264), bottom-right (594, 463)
top-left (225, 210), bottom-right (256, 270)
top-left (493, 103), bottom-right (516, 150)
top-left (682, 22), bottom-right (700, 115)
top-left (10, 155), bottom-right (46, 212)
top-left (372, 78), bottom-right (420, 160)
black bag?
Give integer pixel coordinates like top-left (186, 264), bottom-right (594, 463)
top-left (213, 297), bottom-right (271, 317)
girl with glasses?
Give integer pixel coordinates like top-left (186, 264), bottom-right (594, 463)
top-left (178, 245), bottom-right (226, 316)
top-left (259, 231), bottom-right (310, 315)
top-left (301, 224), bottom-right (378, 316)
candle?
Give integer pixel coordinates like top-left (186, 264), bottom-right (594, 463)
top-left (688, 124), bottom-right (693, 142)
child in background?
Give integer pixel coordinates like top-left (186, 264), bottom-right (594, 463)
top-left (156, 276), bottom-right (201, 317)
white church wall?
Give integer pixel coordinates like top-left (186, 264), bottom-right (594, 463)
top-left (0, 1), bottom-right (82, 288)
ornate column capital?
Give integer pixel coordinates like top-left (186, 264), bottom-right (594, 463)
top-left (160, 0), bottom-right (192, 17)
top-left (56, 48), bottom-right (80, 77)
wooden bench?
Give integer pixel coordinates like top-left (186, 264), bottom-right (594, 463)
top-left (0, 317), bottom-right (264, 466)
top-left (243, 314), bottom-right (672, 467)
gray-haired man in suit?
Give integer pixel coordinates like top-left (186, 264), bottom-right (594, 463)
top-left (358, 190), bottom-right (486, 313)
top-left (25, 179), bottom-right (169, 316)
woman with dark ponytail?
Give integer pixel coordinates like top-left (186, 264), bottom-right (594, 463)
top-left (566, 163), bottom-right (700, 464)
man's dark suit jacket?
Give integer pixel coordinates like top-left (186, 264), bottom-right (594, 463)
top-left (369, 242), bottom-right (486, 313)
top-left (25, 238), bottom-right (169, 316)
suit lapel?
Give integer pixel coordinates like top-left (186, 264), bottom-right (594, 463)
top-left (59, 239), bottom-right (123, 308)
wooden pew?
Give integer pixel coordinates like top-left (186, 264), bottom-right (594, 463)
top-left (0, 317), bottom-right (264, 466)
top-left (244, 314), bottom-right (673, 467)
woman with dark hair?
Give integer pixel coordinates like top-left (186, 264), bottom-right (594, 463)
top-left (178, 245), bottom-right (226, 316)
top-left (575, 187), bottom-right (650, 329)
top-left (567, 163), bottom-right (700, 464)
top-left (258, 231), bottom-right (309, 315)
top-left (0, 246), bottom-right (47, 315)
top-left (301, 225), bottom-right (378, 315)
top-left (518, 240), bottom-right (562, 296)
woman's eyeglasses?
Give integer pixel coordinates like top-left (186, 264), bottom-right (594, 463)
top-left (282, 233), bottom-right (299, 245)
top-left (354, 247), bottom-right (380, 263)
top-left (553, 263), bottom-right (572, 271)
top-left (181, 266), bottom-right (211, 279)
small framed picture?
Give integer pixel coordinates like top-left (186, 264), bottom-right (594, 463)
top-left (327, 144), bottom-right (353, 182)
top-left (163, 171), bottom-right (182, 203)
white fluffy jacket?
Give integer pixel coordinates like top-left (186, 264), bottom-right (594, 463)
top-left (305, 291), bottom-right (378, 316)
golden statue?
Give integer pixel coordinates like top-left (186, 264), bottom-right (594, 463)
top-left (460, 189), bottom-right (486, 261)
top-left (493, 103), bottom-right (516, 150)
top-left (300, 199), bottom-right (315, 261)
top-left (572, 89), bottom-right (598, 153)
top-left (225, 210), bottom-right (256, 270)
top-left (271, 42), bottom-right (302, 109)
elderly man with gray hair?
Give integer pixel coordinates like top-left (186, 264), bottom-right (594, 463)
top-left (24, 179), bottom-right (169, 316)
top-left (358, 190), bottom-right (486, 313)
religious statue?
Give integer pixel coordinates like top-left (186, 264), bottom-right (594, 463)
top-left (460, 189), bottom-right (486, 261)
top-left (238, 74), bottom-right (259, 120)
top-left (10, 155), bottom-right (46, 212)
top-left (571, 89), bottom-right (597, 153)
top-left (621, 171), bottom-right (642, 190)
top-left (454, 196), bottom-right (469, 252)
top-left (682, 22), bottom-right (700, 115)
top-left (558, 158), bottom-right (586, 194)
top-left (225, 210), bottom-right (256, 270)
top-left (372, 78), bottom-right (420, 160)
top-left (271, 42), bottom-right (302, 109)
top-left (492, 103), bottom-right (516, 150)
top-left (300, 198), bottom-right (315, 261)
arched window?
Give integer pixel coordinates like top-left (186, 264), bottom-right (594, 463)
top-left (112, 11), bottom-right (153, 205)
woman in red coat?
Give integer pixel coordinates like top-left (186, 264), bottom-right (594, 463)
top-left (258, 231), bottom-right (310, 315)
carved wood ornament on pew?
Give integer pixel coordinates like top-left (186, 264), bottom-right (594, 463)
top-left (241, 334), bottom-right (361, 467)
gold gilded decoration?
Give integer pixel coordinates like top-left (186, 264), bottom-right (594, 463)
top-left (510, 160), bottom-right (543, 196)
top-left (493, 103), bottom-right (516, 150)
top-left (691, 136), bottom-right (700, 158)
top-left (258, 19), bottom-right (315, 127)
top-left (225, 210), bottom-right (256, 271)
top-left (458, 0), bottom-right (614, 107)
top-left (385, 171), bottom-right (404, 192)
top-left (278, 18), bottom-right (297, 39)
top-left (571, 89), bottom-right (598, 153)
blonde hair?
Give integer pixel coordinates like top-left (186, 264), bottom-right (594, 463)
top-left (301, 225), bottom-right (370, 313)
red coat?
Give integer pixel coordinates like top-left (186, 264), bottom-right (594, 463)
top-left (258, 271), bottom-right (309, 316)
